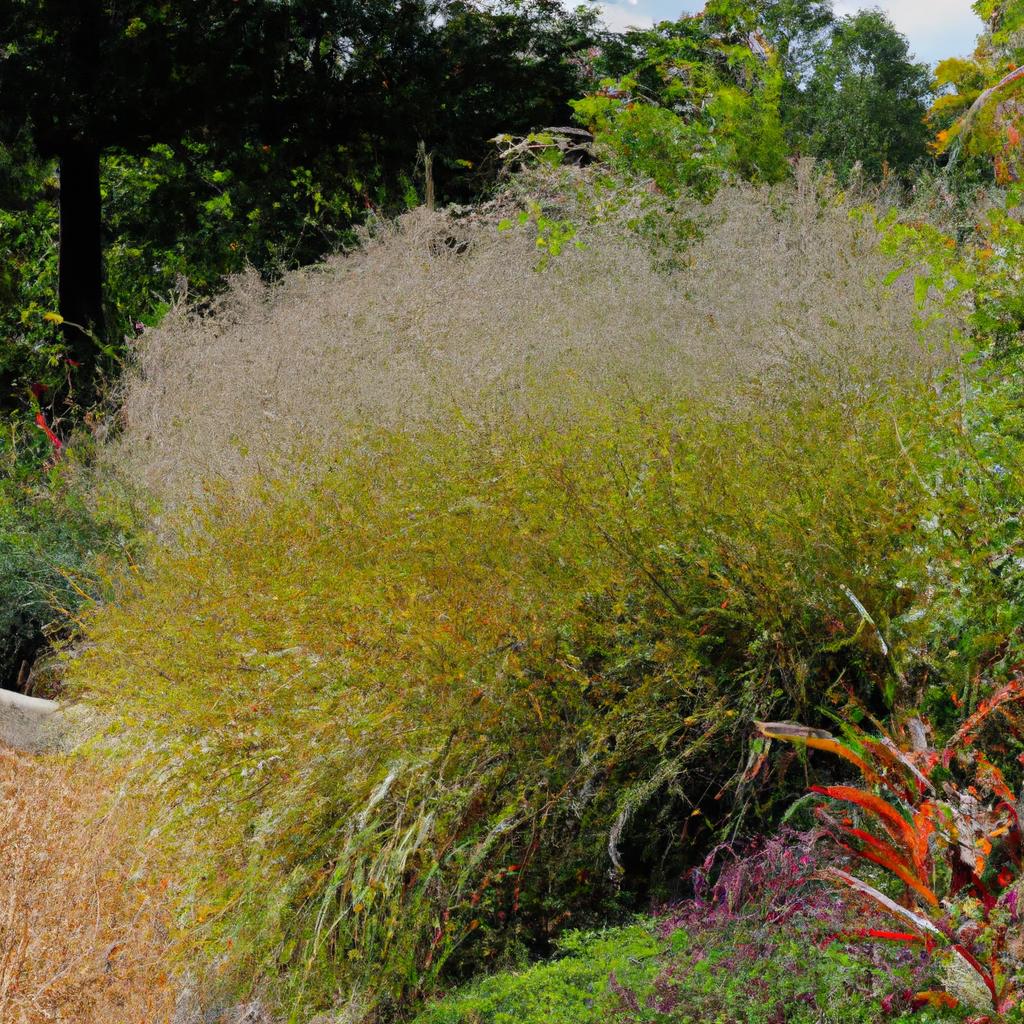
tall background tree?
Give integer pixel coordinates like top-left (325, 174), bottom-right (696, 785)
top-left (757, 0), bottom-right (835, 127)
top-left (792, 9), bottom-right (932, 179)
top-left (574, 0), bottom-right (791, 195)
top-left (0, 0), bottom-right (305, 399)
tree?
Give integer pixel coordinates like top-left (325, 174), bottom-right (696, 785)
top-left (575, 0), bottom-right (790, 194)
top-left (408, 0), bottom-right (602, 201)
top-left (0, 0), bottom-right (306, 399)
top-left (794, 10), bottom-right (931, 179)
top-left (931, 0), bottom-right (1024, 183)
top-left (759, 0), bottom-right (835, 88)
top-left (757, 0), bottom-right (835, 132)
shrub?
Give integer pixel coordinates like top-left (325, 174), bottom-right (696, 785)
top-left (0, 424), bottom-right (137, 692)
top-left (759, 682), bottom-right (1024, 1016)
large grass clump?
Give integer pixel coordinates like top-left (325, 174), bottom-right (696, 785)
top-left (72, 376), bottom-right (945, 1017)
top-left (65, 165), bottom-right (969, 1018)
top-left (108, 164), bottom-right (948, 508)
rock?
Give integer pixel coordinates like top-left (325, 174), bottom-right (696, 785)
top-left (0, 686), bottom-right (94, 753)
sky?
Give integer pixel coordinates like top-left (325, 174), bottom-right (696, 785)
top-left (579, 0), bottom-right (983, 67)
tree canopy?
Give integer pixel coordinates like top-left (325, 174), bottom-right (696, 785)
top-left (930, 0), bottom-right (1024, 183)
top-left (793, 9), bottom-right (932, 179)
top-left (573, 0), bottom-right (790, 194)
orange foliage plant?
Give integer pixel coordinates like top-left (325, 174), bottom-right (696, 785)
top-left (759, 680), bottom-right (1024, 1017)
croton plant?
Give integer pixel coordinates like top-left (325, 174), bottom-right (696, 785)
top-left (758, 678), bottom-right (1024, 1019)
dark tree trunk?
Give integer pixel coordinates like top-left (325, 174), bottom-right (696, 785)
top-left (58, 141), bottom-right (104, 396)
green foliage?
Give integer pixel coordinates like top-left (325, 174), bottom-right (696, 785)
top-left (101, 139), bottom-right (372, 318)
top-left (760, 0), bottom-right (835, 91)
top-left (877, 194), bottom-right (1024, 356)
top-left (572, 3), bottom-right (789, 197)
top-left (0, 144), bottom-right (62, 402)
top-left (792, 10), bottom-right (932, 180)
top-left (0, 425), bottom-right (137, 690)
top-left (412, 925), bottom-right (660, 1024)
top-left (869, 191), bottom-right (1024, 716)
top-left (976, 0), bottom-right (1024, 41)
top-left (571, 97), bottom-right (723, 198)
top-left (414, 907), bottom-right (959, 1024)
top-left (573, 1), bottom-right (931, 192)
top-left (497, 197), bottom-right (583, 268)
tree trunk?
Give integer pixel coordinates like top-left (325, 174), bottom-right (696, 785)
top-left (58, 141), bottom-right (104, 396)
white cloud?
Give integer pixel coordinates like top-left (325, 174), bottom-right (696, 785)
top-left (593, 2), bottom-right (655, 31)
top-left (833, 0), bottom-right (981, 61)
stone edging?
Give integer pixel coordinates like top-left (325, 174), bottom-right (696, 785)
top-left (0, 687), bottom-right (88, 753)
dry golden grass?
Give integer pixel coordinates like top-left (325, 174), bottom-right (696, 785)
top-left (0, 745), bottom-right (174, 1024)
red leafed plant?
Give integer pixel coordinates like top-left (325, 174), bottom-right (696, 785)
top-left (757, 677), bottom-right (1024, 1018)
top-left (34, 411), bottom-right (62, 451)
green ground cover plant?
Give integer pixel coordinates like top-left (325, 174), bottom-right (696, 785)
top-left (414, 833), bottom-right (960, 1024)
top-left (412, 924), bottom-right (662, 1024)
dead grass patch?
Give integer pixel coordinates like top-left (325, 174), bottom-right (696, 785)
top-left (0, 745), bottom-right (173, 1024)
